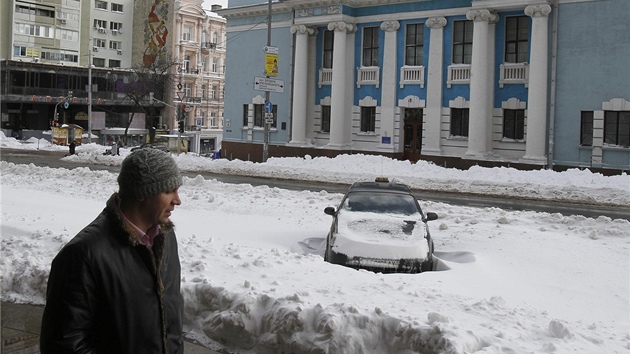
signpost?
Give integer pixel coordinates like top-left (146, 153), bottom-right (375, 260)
top-left (254, 77), bottom-right (285, 93)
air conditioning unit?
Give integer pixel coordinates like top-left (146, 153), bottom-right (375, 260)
top-left (117, 49), bottom-right (123, 55)
top-left (92, 46), bottom-right (99, 52)
top-left (59, 19), bottom-right (67, 24)
top-left (117, 29), bottom-right (123, 34)
top-left (33, 58), bottom-right (39, 63)
top-left (112, 29), bottom-right (118, 35)
top-left (98, 27), bottom-right (107, 33)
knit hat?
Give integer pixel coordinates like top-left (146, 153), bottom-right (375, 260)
top-left (118, 148), bottom-right (182, 200)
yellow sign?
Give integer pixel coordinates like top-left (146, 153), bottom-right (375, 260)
top-left (264, 53), bottom-right (279, 77)
top-left (75, 112), bottom-right (88, 121)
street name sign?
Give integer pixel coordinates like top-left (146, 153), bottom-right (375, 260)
top-left (254, 77), bottom-right (285, 93)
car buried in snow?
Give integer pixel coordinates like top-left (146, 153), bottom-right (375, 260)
top-left (323, 177), bottom-right (438, 274)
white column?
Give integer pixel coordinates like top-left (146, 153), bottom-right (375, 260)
top-left (466, 10), bottom-right (498, 157)
top-left (523, 4), bottom-right (552, 163)
top-left (327, 22), bottom-right (354, 148)
top-left (289, 25), bottom-right (314, 145)
top-left (379, 20), bottom-right (400, 151)
top-left (423, 17), bottom-right (447, 155)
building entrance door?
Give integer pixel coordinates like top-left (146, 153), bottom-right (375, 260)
top-left (403, 108), bottom-right (423, 162)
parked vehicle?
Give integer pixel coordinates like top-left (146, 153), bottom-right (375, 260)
top-left (324, 177), bottom-right (438, 273)
top-left (130, 143), bottom-right (170, 153)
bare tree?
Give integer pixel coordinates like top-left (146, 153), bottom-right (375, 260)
top-left (119, 56), bottom-right (177, 145)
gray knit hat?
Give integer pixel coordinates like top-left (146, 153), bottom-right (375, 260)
top-left (118, 148), bottom-right (182, 200)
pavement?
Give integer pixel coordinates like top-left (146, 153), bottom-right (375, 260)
top-left (1, 301), bottom-right (223, 354)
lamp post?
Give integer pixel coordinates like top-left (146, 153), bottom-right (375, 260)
top-left (87, 42), bottom-right (93, 143)
top-left (262, 0), bottom-right (272, 162)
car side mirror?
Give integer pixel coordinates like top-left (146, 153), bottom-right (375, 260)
top-left (424, 212), bottom-right (438, 222)
top-left (324, 207), bottom-right (336, 216)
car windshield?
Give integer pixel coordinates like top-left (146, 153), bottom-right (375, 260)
top-left (341, 192), bottom-right (420, 215)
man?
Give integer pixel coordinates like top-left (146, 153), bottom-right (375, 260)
top-left (41, 148), bottom-right (184, 354)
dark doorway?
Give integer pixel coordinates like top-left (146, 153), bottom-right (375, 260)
top-left (403, 108), bottom-right (423, 162)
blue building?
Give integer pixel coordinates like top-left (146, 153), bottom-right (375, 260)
top-left (217, 0), bottom-right (629, 174)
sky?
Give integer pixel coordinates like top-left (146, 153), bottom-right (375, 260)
top-left (1, 134), bottom-right (629, 353)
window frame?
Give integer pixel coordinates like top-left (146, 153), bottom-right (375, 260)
top-left (503, 109), bottom-right (525, 140)
top-left (360, 106), bottom-right (376, 133)
top-left (505, 16), bottom-right (530, 63)
top-left (452, 20), bottom-right (473, 64)
top-left (323, 30), bottom-right (334, 69)
top-left (450, 108), bottom-right (469, 137)
top-left (404, 23), bottom-right (424, 66)
top-left (361, 26), bottom-right (379, 67)
top-left (604, 111), bottom-right (630, 148)
top-left (321, 105), bottom-right (331, 133)
top-left (580, 111), bottom-right (594, 147)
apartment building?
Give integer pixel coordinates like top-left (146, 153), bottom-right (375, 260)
top-left (217, 0), bottom-right (629, 173)
top-left (172, 0), bottom-right (227, 153)
top-left (1, 0), bottom-right (227, 154)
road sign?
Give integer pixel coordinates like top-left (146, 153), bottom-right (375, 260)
top-left (263, 46), bottom-right (278, 54)
top-left (265, 118), bottom-right (274, 124)
top-left (254, 77), bottom-right (285, 93)
top-left (265, 112), bottom-right (274, 118)
top-left (63, 101), bottom-right (69, 109)
top-left (265, 101), bottom-right (273, 112)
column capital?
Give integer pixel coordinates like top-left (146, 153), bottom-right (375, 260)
top-left (327, 21), bottom-right (355, 33)
top-left (380, 20), bottom-right (400, 32)
top-left (290, 25), bottom-right (316, 36)
top-left (426, 17), bottom-right (447, 29)
top-left (466, 9), bottom-right (499, 23)
top-left (525, 4), bottom-right (552, 18)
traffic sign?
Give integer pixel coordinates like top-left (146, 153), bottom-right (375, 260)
top-left (264, 101), bottom-right (273, 112)
top-left (63, 101), bottom-right (69, 109)
top-left (265, 112), bottom-right (274, 118)
top-left (263, 46), bottom-right (278, 54)
top-left (254, 76), bottom-right (285, 93)
top-left (265, 118), bottom-right (274, 124)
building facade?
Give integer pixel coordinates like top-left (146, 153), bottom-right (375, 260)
top-left (1, 0), bottom-right (226, 153)
top-left (217, 0), bottom-right (629, 174)
top-left (173, 0), bottom-right (227, 153)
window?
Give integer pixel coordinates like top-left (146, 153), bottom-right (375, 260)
top-left (16, 5), bottom-right (54, 18)
top-left (212, 32), bottom-right (218, 44)
top-left (210, 112), bottom-right (216, 127)
top-left (211, 85), bottom-right (217, 99)
top-left (243, 104), bottom-right (249, 126)
top-left (93, 58), bottom-right (106, 67)
top-left (184, 83), bottom-right (191, 98)
top-left (111, 3), bottom-right (123, 12)
top-left (14, 23), bottom-right (54, 38)
top-left (321, 105), bottom-right (331, 132)
top-left (503, 109), bottom-right (525, 140)
top-left (505, 16), bottom-right (529, 63)
top-left (323, 30), bottom-right (334, 69)
top-left (362, 27), bottom-right (379, 67)
top-left (254, 104), bottom-right (264, 127)
top-left (201, 57), bottom-right (207, 71)
top-left (212, 57), bottom-right (218, 72)
top-left (360, 106), bottom-right (376, 133)
top-left (253, 104), bottom-right (277, 128)
top-left (110, 22), bottom-right (123, 31)
top-left (580, 111), bottom-right (593, 146)
top-left (94, 19), bottom-right (107, 29)
top-left (59, 29), bottom-right (79, 41)
top-left (182, 27), bottom-right (192, 41)
top-left (450, 108), bottom-right (469, 137)
top-left (604, 111), bottom-right (630, 147)
top-left (183, 55), bottom-right (191, 72)
top-left (453, 20), bottom-right (473, 64)
top-left (95, 1), bottom-right (107, 10)
top-left (405, 24), bottom-right (424, 66)
top-left (109, 59), bottom-right (121, 68)
top-left (94, 38), bottom-right (106, 48)
top-left (201, 85), bottom-right (206, 99)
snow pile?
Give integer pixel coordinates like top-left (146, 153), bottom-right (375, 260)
top-left (1, 136), bottom-right (629, 353)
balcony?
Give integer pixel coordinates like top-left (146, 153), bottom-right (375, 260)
top-left (318, 68), bottom-right (332, 88)
top-left (446, 64), bottom-right (471, 88)
top-left (356, 66), bottom-right (380, 88)
top-left (499, 62), bottom-right (529, 88)
top-left (399, 66), bottom-right (425, 88)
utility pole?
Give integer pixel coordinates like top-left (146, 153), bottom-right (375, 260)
top-left (262, 0), bottom-right (272, 162)
top-left (88, 41), bottom-right (93, 143)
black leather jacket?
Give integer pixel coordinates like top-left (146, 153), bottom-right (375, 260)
top-left (41, 193), bottom-right (184, 354)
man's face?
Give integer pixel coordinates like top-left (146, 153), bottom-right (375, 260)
top-left (141, 188), bottom-right (181, 225)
